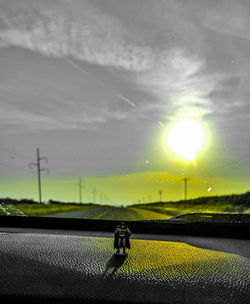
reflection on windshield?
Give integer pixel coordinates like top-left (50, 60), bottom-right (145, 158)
top-left (0, 0), bottom-right (250, 221)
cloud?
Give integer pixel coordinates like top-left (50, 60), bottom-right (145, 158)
top-left (0, 104), bottom-right (62, 130)
top-left (136, 48), bottom-right (215, 121)
top-left (0, 0), bottom-right (154, 72)
top-left (0, 100), bottom-right (132, 131)
top-left (0, 1), bottom-right (225, 123)
top-left (201, 0), bottom-right (250, 40)
top-left (64, 58), bottom-right (138, 109)
top-left (1, 0), bottom-right (249, 133)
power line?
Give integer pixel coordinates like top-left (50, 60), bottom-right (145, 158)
top-left (77, 177), bottom-right (84, 204)
top-left (198, 153), bottom-right (250, 193)
top-left (0, 147), bottom-right (30, 161)
top-left (29, 148), bottom-right (49, 203)
top-left (204, 153), bottom-right (250, 177)
top-left (0, 161), bottom-right (19, 170)
top-left (0, 161), bottom-right (32, 174)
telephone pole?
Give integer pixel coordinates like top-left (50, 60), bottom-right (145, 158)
top-left (93, 187), bottom-right (96, 204)
top-left (183, 177), bottom-right (190, 201)
top-left (78, 177), bottom-right (84, 204)
top-left (29, 148), bottom-right (49, 203)
top-left (100, 192), bottom-right (104, 204)
top-left (159, 190), bottom-right (162, 202)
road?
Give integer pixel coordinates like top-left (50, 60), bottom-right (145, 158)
top-left (47, 206), bottom-right (172, 220)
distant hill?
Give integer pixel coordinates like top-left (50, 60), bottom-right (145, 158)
top-left (130, 192), bottom-right (250, 215)
top-left (131, 192), bottom-right (250, 207)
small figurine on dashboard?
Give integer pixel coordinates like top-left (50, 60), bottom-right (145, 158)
top-left (114, 222), bottom-right (131, 256)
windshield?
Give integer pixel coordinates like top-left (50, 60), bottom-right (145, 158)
top-left (1, 0), bottom-right (250, 222)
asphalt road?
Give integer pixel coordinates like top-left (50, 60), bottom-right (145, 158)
top-left (48, 206), bottom-right (171, 220)
top-left (47, 206), bottom-right (111, 219)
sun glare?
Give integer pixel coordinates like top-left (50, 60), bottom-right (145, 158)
top-left (166, 119), bottom-right (206, 161)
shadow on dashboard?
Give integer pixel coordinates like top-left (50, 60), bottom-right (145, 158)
top-left (103, 254), bottom-right (127, 278)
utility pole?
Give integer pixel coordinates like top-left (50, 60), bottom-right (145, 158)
top-left (93, 187), bottom-right (96, 204)
top-left (100, 192), bottom-right (103, 204)
top-left (183, 177), bottom-right (190, 201)
top-left (159, 190), bottom-right (162, 202)
top-left (78, 177), bottom-right (84, 204)
top-left (29, 148), bottom-right (49, 203)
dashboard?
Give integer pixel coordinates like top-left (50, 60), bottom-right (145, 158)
top-left (0, 224), bottom-right (249, 303)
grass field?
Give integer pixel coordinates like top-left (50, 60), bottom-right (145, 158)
top-left (0, 203), bottom-right (99, 217)
top-left (0, 194), bottom-right (249, 221)
top-left (0, 203), bottom-right (173, 220)
top-left (129, 207), bottom-right (172, 220)
top-left (133, 203), bottom-right (233, 218)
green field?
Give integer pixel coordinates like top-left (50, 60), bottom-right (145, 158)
top-left (0, 203), bottom-right (177, 220)
top-left (132, 202), bottom-right (232, 218)
top-left (0, 192), bottom-right (250, 220)
top-left (0, 202), bottom-right (248, 221)
top-left (0, 203), bottom-right (99, 217)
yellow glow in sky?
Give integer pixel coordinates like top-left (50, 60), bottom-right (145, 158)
top-left (166, 119), bottom-right (206, 160)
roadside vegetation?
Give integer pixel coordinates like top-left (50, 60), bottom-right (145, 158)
top-left (0, 199), bottom-right (100, 217)
top-left (131, 193), bottom-right (250, 217)
top-left (0, 192), bottom-right (249, 219)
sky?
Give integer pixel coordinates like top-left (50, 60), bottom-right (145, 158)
top-left (1, 0), bottom-right (250, 205)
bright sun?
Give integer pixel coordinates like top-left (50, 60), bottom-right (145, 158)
top-left (166, 119), bottom-right (206, 161)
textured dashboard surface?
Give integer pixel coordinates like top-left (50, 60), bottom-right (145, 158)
top-left (0, 232), bottom-right (249, 303)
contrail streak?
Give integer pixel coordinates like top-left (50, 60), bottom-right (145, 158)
top-left (116, 94), bottom-right (137, 108)
top-left (64, 57), bottom-right (138, 109)
top-left (64, 57), bottom-right (105, 87)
